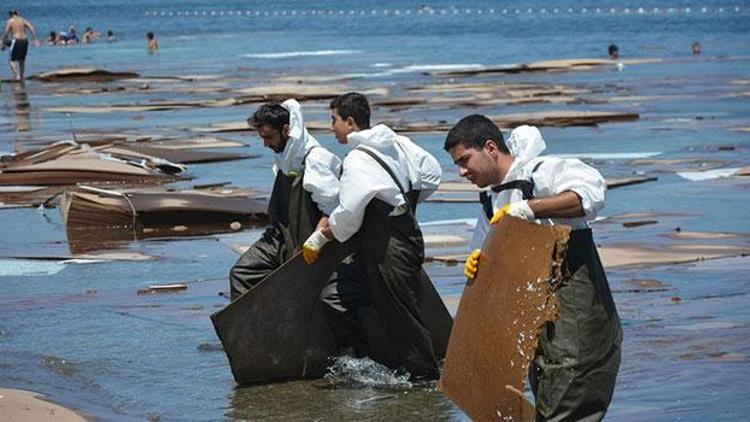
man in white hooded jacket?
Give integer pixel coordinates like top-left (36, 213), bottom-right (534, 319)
top-left (229, 99), bottom-right (341, 301)
top-left (445, 114), bottom-right (622, 421)
top-left (302, 92), bottom-right (452, 379)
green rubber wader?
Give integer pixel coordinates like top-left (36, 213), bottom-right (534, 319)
top-left (529, 229), bottom-right (623, 421)
top-left (229, 165), bottom-right (322, 301)
top-left (354, 198), bottom-right (446, 380)
top-left (339, 147), bottom-right (451, 379)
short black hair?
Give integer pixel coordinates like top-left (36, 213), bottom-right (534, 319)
top-left (330, 92), bottom-right (370, 129)
top-left (146, 32), bottom-right (154, 40)
top-left (9, 9), bottom-right (18, 16)
top-left (248, 103), bottom-right (289, 132)
top-left (608, 44), bottom-right (619, 55)
top-left (444, 114), bottom-right (508, 154)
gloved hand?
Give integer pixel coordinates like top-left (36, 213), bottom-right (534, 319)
top-left (464, 249), bottom-right (481, 279)
top-left (302, 230), bottom-right (330, 264)
top-left (489, 201), bottom-right (535, 224)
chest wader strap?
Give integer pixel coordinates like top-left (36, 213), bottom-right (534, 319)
top-left (478, 160), bottom-right (545, 220)
top-left (355, 146), bottom-right (413, 207)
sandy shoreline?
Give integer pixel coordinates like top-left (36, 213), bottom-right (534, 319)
top-left (0, 388), bottom-right (87, 421)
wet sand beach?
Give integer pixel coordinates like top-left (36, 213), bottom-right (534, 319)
top-left (0, 388), bottom-right (86, 421)
top-left (2, 1), bottom-right (750, 420)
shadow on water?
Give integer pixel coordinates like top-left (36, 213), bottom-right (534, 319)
top-left (227, 356), bottom-right (460, 420)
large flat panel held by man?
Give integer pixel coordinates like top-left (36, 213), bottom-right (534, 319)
top-left (439, 218), bottom-right (570, 421)
top-left (212, 241), bottom-right (350, 385)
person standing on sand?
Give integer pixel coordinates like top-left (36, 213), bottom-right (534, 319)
top-left (146, 31), bottom-right (158, 54)
top-left (1, 9), bottom-right (40, 81)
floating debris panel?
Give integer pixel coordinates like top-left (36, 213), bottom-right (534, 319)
top-left (61, 186), bottom-right (268, 252)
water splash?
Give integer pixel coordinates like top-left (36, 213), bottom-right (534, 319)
top-left (324, 356), bottom-right (412, 388)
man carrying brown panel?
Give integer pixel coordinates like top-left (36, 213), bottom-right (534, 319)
top-left (445, 115), bottom-right (622, 421)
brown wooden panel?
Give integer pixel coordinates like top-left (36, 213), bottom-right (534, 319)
top-left (439, 218), bottom-right (570, 421)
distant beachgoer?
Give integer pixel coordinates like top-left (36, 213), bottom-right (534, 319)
top-left (692, 41), bottom-right (701, 55)
top-left (146, 31), bottom-right (158, 54)
top-left (82, 27), bottom-right (98, 44)
top-left (608, 44), bottom-right (619, 59)
top-left (1, 9), bottom-right (40, 81)
top-left (46, 30), bottom-right (57, 45)
top-left (106, 29), bottom-right (116, 42)
top-left (67, 25), bottom-right (78, 44)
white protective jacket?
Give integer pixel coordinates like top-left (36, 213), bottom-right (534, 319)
top-left (328, 124), bottom-right (442, 242)
top-left (274, 99), bottom-right (341, 215)
top-left (470, 125), bottom-right (606, 249)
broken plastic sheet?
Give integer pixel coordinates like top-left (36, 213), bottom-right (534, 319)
top-left (677, 168), bottom-right (742, 181)
top-left (0, 259), bottom-right (67, 276)
top-left (439, 218), bottom-right (570, 421)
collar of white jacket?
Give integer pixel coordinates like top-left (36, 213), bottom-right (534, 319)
top-left (346, 123), bottom-right (397, 151)
top-left (274, 98), bottom-right (319, 175)
top-left (502, 125), bottom-right (547, 182)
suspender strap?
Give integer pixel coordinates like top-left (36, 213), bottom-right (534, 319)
top-left (479, 191), bottom-right (494, 220)
top-left (491, 179), bottom-right (536, 200)
top-left (302, 146), bottom-right (317, 166)
top-left (478, 160), bottom-right (545, 219)
top-left (355, 146), bottom-right (408, 196)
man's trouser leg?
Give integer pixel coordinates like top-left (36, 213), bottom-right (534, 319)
top-left (229, 226), bottom-right (287, 301)
top-left (529, 261), bottom-right (622, 421)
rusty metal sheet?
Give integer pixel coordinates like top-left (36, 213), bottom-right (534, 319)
top-left (439, 218), bottom-right (570, 421)
top-left (211, 244), bottom-right (350, 385)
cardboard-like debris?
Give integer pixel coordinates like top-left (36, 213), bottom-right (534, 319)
top-left (432, 58), bottom-right (661, 77)
top-left (599, 243), bottom-right (750, 268)
top-left (233, 85), bottom-right (387, 102)
top-left (491, 110), bottom-right (639, 128)
top-left (99, 144), bottom-right (256, 164)
top-left (440, 218), bottom-right (570, 421)
top-left (0, 142), bottom-right (183, 186)
top-left (137, 283), bottom-right (188, 295)
top-left (30, 67), bottom-right (139, 82)
top-left (60, 186), bottom-right (268, 253)
top-left (45, 97), bottom-right (252, 114)
top-left (426, 176), bottom-right (657, 204)
top-left (606, 176), bottom-right (658, 189)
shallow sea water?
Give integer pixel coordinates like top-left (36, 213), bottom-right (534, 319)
top-left (1, 0), bottom-right (750, 420)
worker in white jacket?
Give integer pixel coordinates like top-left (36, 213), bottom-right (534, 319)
top-left (229, 99), bottom-right (341, 301)
top-left (302, 92), bottom-right (452, 379)
top-left (445, 115), bottom-right (622, 421)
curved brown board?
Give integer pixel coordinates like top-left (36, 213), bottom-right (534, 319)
top-left (439, 218), bottom-right (570, 421)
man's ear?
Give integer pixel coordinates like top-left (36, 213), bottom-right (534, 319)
top-left (345, 116), bottom-right (359, 131)
top-left (282, 123), bottom-right (291, 138)
top-left (483, 139), bottom-right (498, 155)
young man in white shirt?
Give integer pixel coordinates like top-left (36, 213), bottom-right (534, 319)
top-left (303, 93), bottom-right (451, 379)
top-left (445, 115), bottom-right (622, 421)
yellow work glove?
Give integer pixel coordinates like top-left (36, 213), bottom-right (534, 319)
top-left (489, 201), bottom-right (535, 224)
top-left (302, 230), bottom-right (330, 264)
top-left (464, 249), bottom-right (481, 279)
